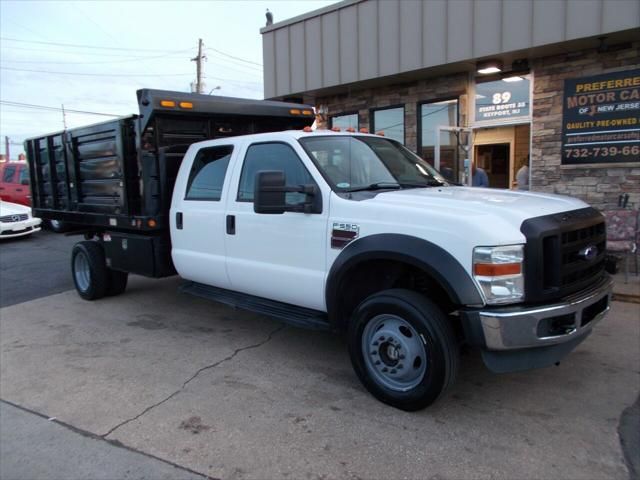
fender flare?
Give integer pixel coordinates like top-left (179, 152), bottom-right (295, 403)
top-left (325, 233), bottom-right (483, 323)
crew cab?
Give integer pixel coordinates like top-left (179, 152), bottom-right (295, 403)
top-left (26, 90), bottom-right (611, 410)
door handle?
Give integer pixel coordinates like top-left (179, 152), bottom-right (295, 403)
top-left (226, 215), bottom-right (235, 235)
top-left (176, 212), bottom-right (183, 229)
top-left (16, 188), bottom-right (23, 192)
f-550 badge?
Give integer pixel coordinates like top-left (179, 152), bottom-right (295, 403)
top-left (331, 222), bottom-right (359, 249)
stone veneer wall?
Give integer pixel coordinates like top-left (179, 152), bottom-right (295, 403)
top-left (531, 42), bottom-right (640, 211)
top-left (315, 74), bottom-right (468, 153)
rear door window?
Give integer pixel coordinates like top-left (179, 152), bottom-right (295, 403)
top-left (185, 145), bottom-right (233, 201)
top-left (2, 165), bottom-right (17, 183)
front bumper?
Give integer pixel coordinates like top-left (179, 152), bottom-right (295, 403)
top-left (0, 218), bottom-right (42, 238)
top-left (460, 275), bottom-right (612, 372)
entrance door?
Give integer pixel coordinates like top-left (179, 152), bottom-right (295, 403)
top-left (474, 143), bottom-right (510, 188)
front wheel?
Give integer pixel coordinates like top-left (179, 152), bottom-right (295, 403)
top-left (348, 289), bottom-right (459, 411)
top-left (48, 219), bottom-right (68, 233)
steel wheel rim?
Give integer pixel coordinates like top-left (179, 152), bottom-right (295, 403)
top-left (50, 220), bottom-right (61, 229)
top-left (362, 314), bottom-right (427, 392)
top-left (74, 251), bottom-right (90, 292)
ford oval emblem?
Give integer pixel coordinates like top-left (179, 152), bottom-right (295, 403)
top-left (578, 245), bottom-right (598, 261)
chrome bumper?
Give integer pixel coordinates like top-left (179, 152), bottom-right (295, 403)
top-left (475, 275), bottom-right (612, 351)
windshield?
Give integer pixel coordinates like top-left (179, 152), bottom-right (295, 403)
top-left (299, 135), bottom-right (448, 192)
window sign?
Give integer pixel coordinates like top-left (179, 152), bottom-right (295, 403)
top-left (475, 77), bottom-right (530, 123)
top-left (561, 69), bottom-right (640, 165)
top-left (372, 107), bottom-right (404, 144)
top-left (331, 113), bottom-right (358, 130)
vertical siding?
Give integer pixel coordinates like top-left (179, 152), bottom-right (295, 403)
top-left (532, 0), bottom-right (566, 45)
top-left (399, 0), bottom-right (422, 72)
top-left (261, 0), bottom-right (639, 98)
top-left (305, 18), bottom-right (323, 91)
top-left (262, 33), bottom-right (276, 99)
top-left (290, 23), bottom-right (306, 94)
top-left (322, 11), bottom-right (340, 87)
top-left (503, 0), bottom-right (533, 51)
top-left (423, 0), bottom-right (447, 67)
top-left (339, 7), bottom-right (359, 84)
top-left (602, 0), bottom-right (640, 32)
top-left (378, 0), bottom-right (400, 76)
top-left (357, 0), bottom-right (378, 80)
top-left (446, 0), bottom-right (473, 63)
top-left (473, 0), bottom-right (501, 58)
top-left (566, 0), bottom-right (601, 40)
top-left (274, 28), bottom-right (290, 97)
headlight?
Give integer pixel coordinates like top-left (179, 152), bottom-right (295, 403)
top-left (473, 245), bottom-right (524, 305)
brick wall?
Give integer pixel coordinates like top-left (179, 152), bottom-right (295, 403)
top-left (531, 42), bottom-right (640, 211)
top-left (315, 74), bottom-right (468, 153)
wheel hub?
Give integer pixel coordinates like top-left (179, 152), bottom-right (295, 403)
top-left (362, 314), bottom-right (428, 392)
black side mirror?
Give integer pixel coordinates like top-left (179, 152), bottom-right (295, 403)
top-left (254, 170), bottom-right (320, 214)
top-left (254, 170), bottom-right (287, 214)
top-left (21, 179), bottom-right (29, 186)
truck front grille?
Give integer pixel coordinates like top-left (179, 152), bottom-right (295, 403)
top-left (521, 207), bottom-right (607, 304)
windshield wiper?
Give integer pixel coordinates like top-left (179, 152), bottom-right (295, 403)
top-left (399, 179), bottom-right (446, 188)
top-left (345, 182), bottom-right (402, 193)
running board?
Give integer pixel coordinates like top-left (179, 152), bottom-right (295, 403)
top-left (180, 281), bottom-right (330, 331)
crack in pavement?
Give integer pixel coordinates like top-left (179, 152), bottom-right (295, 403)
top-left (100, 324), bottom-right (286, 438)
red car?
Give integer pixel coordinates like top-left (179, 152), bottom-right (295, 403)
top-left (0, 162), bottom-right (31, 206)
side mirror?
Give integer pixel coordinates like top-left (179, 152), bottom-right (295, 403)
top-left (21, 179), bottom-right (29, 186)
top-left (254, 170), bottom-right (287, 214)
top-left (254, 170), bottom-right (320, 214)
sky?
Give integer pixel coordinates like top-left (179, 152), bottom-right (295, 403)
top-left (0, 0), bottom-right (337, 156)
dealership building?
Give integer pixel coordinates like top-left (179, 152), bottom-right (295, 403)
top-left (261, 0), bottom-right (639, 211)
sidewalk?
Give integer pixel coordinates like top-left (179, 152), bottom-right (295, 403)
top-left (612, 272), bottom-right (640, 302)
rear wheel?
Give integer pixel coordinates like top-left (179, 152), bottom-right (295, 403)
top-left (348, 289), bottom-right (459, 411)
top-left (107, 270), bottom-right (128, 296)
top-left (48, 219), bottom-right (68, 233)
top-left (71, 241), bottom-right (108, 300)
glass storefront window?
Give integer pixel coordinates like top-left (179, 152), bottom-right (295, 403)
top-left (419, 99), bottom-right (459, 181)
top-left (331, 113), bottom-right (359, 130)
top-left (372, 107), bottom-right (404, 144)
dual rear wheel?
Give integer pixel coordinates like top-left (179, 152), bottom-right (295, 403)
top-left (71, 241), bottom-right (128, 300)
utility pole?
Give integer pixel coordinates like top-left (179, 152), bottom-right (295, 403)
top-left (5, 136), bottom-right (9, 161)
top-left (61, 104), bottom-right (68, 129)
top-left (191, 38), bottom-right (206, 94)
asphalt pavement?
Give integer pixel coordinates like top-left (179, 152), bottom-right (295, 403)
top-left (1, 231), bottom-right (639, 479)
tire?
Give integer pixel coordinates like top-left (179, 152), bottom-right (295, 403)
top-left (71, 241), bottom-right (109, 300)
top-left (348, 289), bottom-right (459, 411)
top-left (48, 219), bottom-right (68, 233)
top-left (106, 270), bottom-right (128, 296)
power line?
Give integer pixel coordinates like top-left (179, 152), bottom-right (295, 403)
top-left (0, 36), bottom-right (189, 52)
top-left (206, 47), bottom-right (262, 67)
top-left (1, 100), bottom-right (122, 117)
top-left (0, 66), bottom-right (193, 77)
top-left (0, 49), bottom-right (192, 65)
top-left (0, 44), bottom-right (189, 58)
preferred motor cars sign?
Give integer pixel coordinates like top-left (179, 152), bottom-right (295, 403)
top-left (561, 69), bottom-right (640, 165)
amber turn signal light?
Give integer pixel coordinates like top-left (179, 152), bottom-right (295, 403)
top-left (473, 263), bottom-right (522, 276)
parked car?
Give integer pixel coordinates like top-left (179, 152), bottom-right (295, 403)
top-left (0, 200), bottom-right (42, 239)
top-left (0, 161), bottom-right (31, 206)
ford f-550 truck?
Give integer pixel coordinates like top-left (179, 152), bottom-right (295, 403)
top-left (26, 89), bottom-right (612, 411)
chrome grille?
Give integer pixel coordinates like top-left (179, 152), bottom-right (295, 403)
top-left (0, 213), bottom-right (28, 223)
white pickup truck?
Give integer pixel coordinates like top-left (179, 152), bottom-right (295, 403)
top-left (27, 99), bottom-right (612, 410)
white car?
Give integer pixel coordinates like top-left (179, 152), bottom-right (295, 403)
top-left (0, 201), bottom-right (42, 239)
